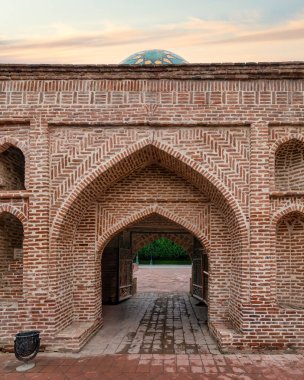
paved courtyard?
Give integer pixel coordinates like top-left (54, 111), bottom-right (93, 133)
top-left (134, 265), bottom-right (192, 293)
top-left (1, 352), bottom-right (304, 379)
top-left (1, 266), bottom-right (304, 379)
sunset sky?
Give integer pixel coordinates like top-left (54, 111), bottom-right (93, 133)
top-left (0, 0), bottom-right (304, 64)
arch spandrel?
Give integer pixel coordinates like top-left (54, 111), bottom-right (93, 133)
top-left (51, 140), bottom-right (248, 247)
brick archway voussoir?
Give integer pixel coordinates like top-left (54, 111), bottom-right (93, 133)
top-left (96, 205), bottom-right (210, 257)
top-left (0, 137), bottom-right (28, 156)
top-left (271, 203), bottom-right (304, 227)
top-left (52, 139), bottom-right (247, 246)
top-left (0, 204), bottom-right (27, 225)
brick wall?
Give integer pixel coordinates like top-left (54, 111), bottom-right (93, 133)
top-left (0, 62), bottom-right (303, 351)
top-left (276, 212), bottom-right (304, 308)
top-left (69, 163), bottom-right (232, 330)
top-left (0, 212), bottom-right (23, 299)
top-left (275, 139), bottom-right (304, 191)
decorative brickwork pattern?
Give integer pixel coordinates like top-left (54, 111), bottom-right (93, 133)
top-left (0, 62), bottom-right (304, 351)
top-left (0, 212), bottom-right (23, 298)
top-left (0, 147), bottom-right (25, 190)
top-left (276, 212), bottom-right (304, 308)
top-left (275, 139), bottom-right (304, 191)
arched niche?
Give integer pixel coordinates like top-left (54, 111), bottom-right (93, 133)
top-left (0, 146), bottom-right (25, 190)
top-left (275, 139), bottom-right (304, 191)
top-left (0, 212), bottom-right (24, 298)
top-left (276, 211), bottom-right (304, 308)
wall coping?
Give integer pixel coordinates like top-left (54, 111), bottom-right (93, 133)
top-left (0, 62), bottom-right (303, 80)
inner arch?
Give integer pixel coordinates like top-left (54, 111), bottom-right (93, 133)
top-left (52, 142), bottom-right (247, 248)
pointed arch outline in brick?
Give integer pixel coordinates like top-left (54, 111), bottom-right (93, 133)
top-left (51, 139), bottom-right (247, 245)
top-left (0, 137), bottom-right (28, 156)
top-left (0, 137), bottom-right (28, 190)
top-left (132, 232), bottom-right (194, 259)
top-left (271, 203), bottom-right (304, 227)
top-left (96, 205), bottom-right (210, 257)
top-left (272, 204), bottom-right (304, 309)
top-left (270, 135), bottom-right (304, 190)
top-left (0, 205), bottom-right (27, 225)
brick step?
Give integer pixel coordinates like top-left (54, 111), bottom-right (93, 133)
top-left (209, 322), bottom-right (243, 353)
top-left (49, 320), bottom-right (102, 353)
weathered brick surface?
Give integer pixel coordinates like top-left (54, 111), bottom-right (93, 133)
top-left (0, 62), bottom-right (303, 351)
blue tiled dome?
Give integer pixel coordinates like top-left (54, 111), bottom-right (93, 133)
top-left (121, 49), bottom-right (188, 65)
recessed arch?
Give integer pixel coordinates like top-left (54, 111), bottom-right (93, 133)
top-left (53, 139), bottom-right (244, 336)
top-left (51, 139), bottom-right (247, 248)
top-left (271, 203), bottom-right (304, 227)
top-left (99, 208), bottom-right (209, 305)
top-left (0, 140), bottom-right (26, 191)
top-left (272, 137), bottom-right (304, 191)
top-left (97, 205), bottom-right (210, 257)
top-left (275, 210), bottom-right (304, 308)
top-left (0, 137), bottom-right (28, 156)
top-left (0, 211), bottom-right (24, 299)
top-left (0, 205), bottom-right (27, 224)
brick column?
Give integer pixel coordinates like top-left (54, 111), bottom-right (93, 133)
top-left (24, 116), bottom-right (50, 300)
top-left (249, 121), bottom-right (275, 304)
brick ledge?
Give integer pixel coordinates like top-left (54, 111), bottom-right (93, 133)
top-left (49, 320), bottom-right (102, 352)
top-left (270, 191), bottom-right (304, 197)
top-left (0, 191), bottom-right (31, 199)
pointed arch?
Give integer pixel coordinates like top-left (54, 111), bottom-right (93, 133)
top-left (274, 208), bottom-right (304, 308)
top-left (96, 205), bottom-right (210, 256)
top-left (0, 205), bottom-right (27, 224)
top-left (0, 137), bottom-right (28, 156)
top-left (0, 138), bottom-right (27, 190)
top-left (0, 208), bottom-right (25, 298)
top-left (271, 203), bottom-right (304, 227)
top-left (270, 135), bottom-right (304, 191)
top-left (51, 139), bottom-right (247, 247)
top-left (132, 232), bottom-right (193, 258)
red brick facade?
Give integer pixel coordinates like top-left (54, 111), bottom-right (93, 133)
top-left (0, 62), bottom-right (304, 352)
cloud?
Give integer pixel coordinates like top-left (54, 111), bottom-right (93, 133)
top-left (0, 12), bottom-right (304, 64)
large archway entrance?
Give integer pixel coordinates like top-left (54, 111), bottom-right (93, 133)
top-left (52, 142), bottom-right (244, 352)
top-left (83, 213), bottom-right (215, 355)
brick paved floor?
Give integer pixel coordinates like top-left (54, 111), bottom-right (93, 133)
top-left (1, 266), bottom-right (304, 379)
top-left (82, 293), bottom-right (211, 355)
top-left (1, 352), bottom-right (304, 379)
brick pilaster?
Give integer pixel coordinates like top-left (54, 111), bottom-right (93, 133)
top-left (249, 121), bottom-right (275, 303)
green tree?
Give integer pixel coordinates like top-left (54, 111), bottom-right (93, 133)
top-left (136, 237), bottom-right (191, 264)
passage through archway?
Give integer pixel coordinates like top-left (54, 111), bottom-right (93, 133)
top-left (85, 214), bottom-right (216, 355)
top-left (55, 143), bottom-right (239, 353)
top-left (101, 215), bottom-right (209, 305)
